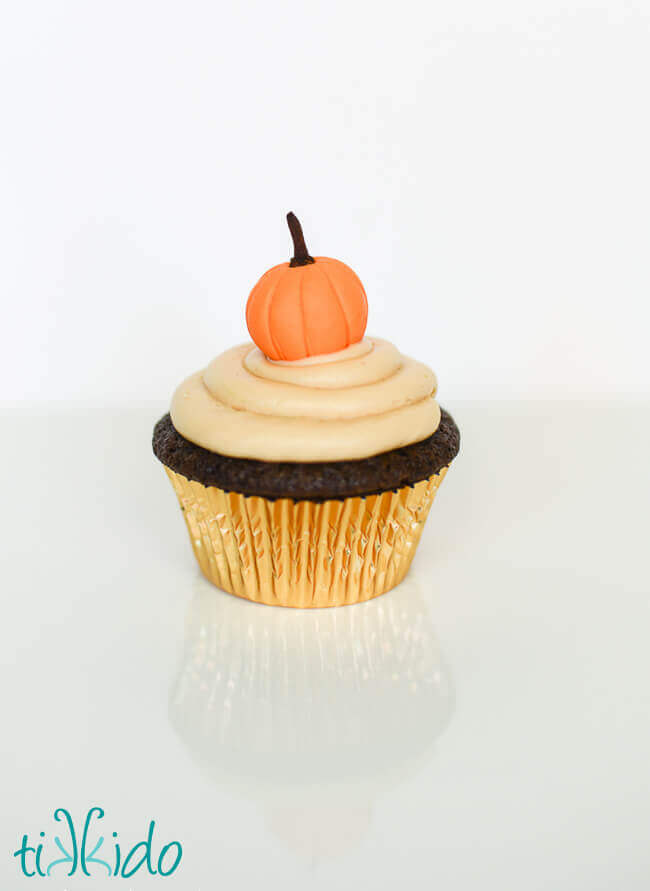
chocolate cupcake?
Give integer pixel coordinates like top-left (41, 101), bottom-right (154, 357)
top-left (153, 214), bottom-right (460, 607)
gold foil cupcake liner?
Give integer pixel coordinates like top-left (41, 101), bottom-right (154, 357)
top-left (164, 467), bottom-right (449, 608)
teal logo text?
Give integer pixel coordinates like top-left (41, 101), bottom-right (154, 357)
top-left (13, 807), bottom-right (182, 878)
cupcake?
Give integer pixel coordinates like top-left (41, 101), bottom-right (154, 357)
top-left (153, 213), bottom-right (460, 607)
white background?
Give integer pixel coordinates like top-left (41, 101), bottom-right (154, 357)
top-left (1, 0), bottom-right (649, 404)
top-left (2, 3), bottom-right (650, 890)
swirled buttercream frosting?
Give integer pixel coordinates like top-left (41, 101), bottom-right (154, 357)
top-left (170, 338), bottom-right (441, 462)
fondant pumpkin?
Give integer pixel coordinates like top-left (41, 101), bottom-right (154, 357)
top-left (246, 213), bottom-right (368, 361)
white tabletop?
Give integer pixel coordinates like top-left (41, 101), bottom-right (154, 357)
top-left (1, 401), bottom-right (649, 888)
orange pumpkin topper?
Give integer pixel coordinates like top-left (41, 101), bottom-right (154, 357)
top-left (246, 213), bottom-right (368, 361)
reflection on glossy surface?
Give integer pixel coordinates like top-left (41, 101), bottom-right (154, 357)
top-left (169, 576), bottom-right (453, 858)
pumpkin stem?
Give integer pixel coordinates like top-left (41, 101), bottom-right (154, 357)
top-left (287, 212), bottom-right (315, 267)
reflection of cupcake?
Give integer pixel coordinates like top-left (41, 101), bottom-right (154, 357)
top-left (170, 577), bottom-right (453, 787)
top-left (169, 576), bottom-right (453, 858)
top-left (153, 213), bottom-right (460, 607)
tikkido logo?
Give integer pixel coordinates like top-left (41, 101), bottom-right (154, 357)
top-left (13, 807), bottom-right (183, 879)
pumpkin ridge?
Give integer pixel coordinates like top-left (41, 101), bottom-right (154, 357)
top-left (320, 264), bottom-right (351, 347)
top-left (298, 267), bottom-right (310, 356)
top-left (265, 271), bottom-right (285, 361)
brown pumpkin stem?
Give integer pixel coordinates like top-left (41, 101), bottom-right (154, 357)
top-left (287, 212), bottom-right (315, 267)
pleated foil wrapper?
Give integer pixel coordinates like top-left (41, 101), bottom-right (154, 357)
top-left (164, 467), bottom-right (449, 607)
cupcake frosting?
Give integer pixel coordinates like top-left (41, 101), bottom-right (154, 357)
top-left (170, 337), bottom-right (441, 462)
